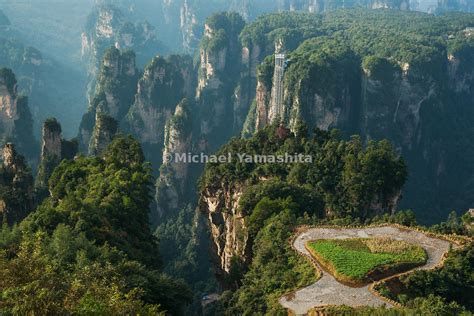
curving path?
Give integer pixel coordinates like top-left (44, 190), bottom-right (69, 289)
top-left (279, 226), bottom-right (454, 315)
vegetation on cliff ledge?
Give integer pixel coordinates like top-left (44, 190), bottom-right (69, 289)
top-left (201, 124), bottom-right (407, 221)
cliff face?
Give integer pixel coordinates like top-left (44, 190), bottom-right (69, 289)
top-left (88, 113), bottom-right (118, 156)
top-left (160, 0), bottom-right (256, 53)
top-left (199, 11), bottom-right (474, 279)
top-left (0, 69), bottom-right (20, 137)
top-left (246, 40), bottom-right (452, 152)
top-left (155, 99), bottom-right (192, 216)
top-left (126, 54), bottom-right (194, 164)
top-left (196, 12), bottom-right (246, 150)
top-left (41, 119), bottom-right (62, 159)
top-left (249, 42), bottom-right (361, 136)
top-left (82, 4), bottom-right (163, 69)
top-left (78, 47), bottom-right (138, 151)
top-left (199, 125), bottom-right (406, 281)
top-left (36, 118), bottom-right (78, 200)
top-left (0, 68), bottom-right (36, 161)
top-left (200, 181), bottom-right (249, 277)
top-left (0, 143), bottom-right (34, 224)
top-left (82, 4), bottom-right (165, 105)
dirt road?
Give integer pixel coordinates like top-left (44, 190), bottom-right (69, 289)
top-left (279, 225), bottom-right (453, 315)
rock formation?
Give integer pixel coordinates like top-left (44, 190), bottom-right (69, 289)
top-left (155, 99), bottom-right (193, 217)
top-left (0, 143), bottom-right (34, 224)
top-left (36, 118), bottom-right (78, 201)
top-left (200, 181), bottom-right (248, 278)
top-left (81, 3), bottom-right (165, 111)
top-left (0, 68), bottom-right (36, 162)
top-left (159, 0), bottom-right (248, 53)
top-left (196, 12), bottom-right (245, 150)
top-left (125, 54), bottom-right (194, 165)
top-left (78, 47), bottom-right (138, 151)
top-left (88, 113), bottom-right (118, 156)
top-left (199, 10), bottom-right (474, 281)
top-left (82, 4), bottom-right (164, 73)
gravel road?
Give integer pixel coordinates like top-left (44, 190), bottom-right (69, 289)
top-left (279, 226), bottom-right (453, 315)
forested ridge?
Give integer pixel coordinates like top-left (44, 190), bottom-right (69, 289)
top-left (0, 137), bottom-right (192, 314)
top-left (240, 10), bottom-right (474, 223)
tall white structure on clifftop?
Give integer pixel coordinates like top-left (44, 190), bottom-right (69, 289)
top-left (270, 53), bottom-right (286, 122)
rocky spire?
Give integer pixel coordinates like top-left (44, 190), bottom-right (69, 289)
top-left (0, 143), bottom-right (34, 224)
top-left (155, 99), bottom-right (192, 217)
top-left (41, 118), bottom-right (62, 159)
top-left (78, 47), bottom-right (138, 152)
top-left (0, 68), bottom-right (19, 138)
top-left (125, 54), bottom-right (194, 166)
top-left (2, 143), bottom-right (23, 172)
top-left (88, 112), bottom-right (118, 156)
top-left (36, 118), bottom-right (77, 201)
top-left (0, 68), bottom-right (37, 161)
top-left (196, 12), bottom-right (245, 150)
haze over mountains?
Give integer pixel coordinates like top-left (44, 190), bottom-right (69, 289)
top-left (0, 1), bottom-right (473, 315)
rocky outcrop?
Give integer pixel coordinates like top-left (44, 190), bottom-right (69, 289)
top-left (200, 182), bottom-right (402, 280)
top-left (200, 181), bottom-right (249, 278)
top-left (0, 69), bottom-right (20, 137)
top-left (254, 72), bottom-right (273, 131)
top-left (155, 99), bottom-right (192, 217)
top-left (200, 12), bottom-right (474, 279)
top-left (88, 113), bottom-right (118, 156)
top-left (0, 143), bottom-right (34, 224)
top-left (82, 4), bottom-right (163, 70)
top-left (0, 68), bottom-right (36, 161)
top-left (196, 12), bottom-right (245, 150)
top-left (248, 43), bottom-right (361, 135)
top-left (41, 118), bottom-right (62, 159)
top-left (81, 4), bottom-right (165, 108)
top-left (125, 54), bottom-right (194, 164)
top-left (36, 118), bottom-right (78, 200)
top-left (159, 0), bottom-right (258, 53)
top-left (199, 127), bottom-right (407, 281)
top-left (78, 47), bottom-right (138, 151)
top-left (240, 13), bottom-right (474, 222)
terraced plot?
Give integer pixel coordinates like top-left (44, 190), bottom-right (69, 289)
top-left (279, 225), bottom-right (454, 315)
top-left (307, 237), bottom-right (427, 285)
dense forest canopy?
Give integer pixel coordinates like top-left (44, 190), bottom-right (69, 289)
top-left (0, 136), bottom-right (192, 315)
top-left (201, 125), bottom-right (407, 220)
top-left (239, 9), bottom-right (474, 223)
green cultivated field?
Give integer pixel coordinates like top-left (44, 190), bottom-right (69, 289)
top-left (307, 237), bottom-right (427, 283)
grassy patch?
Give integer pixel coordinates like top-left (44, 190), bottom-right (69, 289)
top-left (307, 237), bottom-right (427, 285)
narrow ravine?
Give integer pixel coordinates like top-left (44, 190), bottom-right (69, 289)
top-left (279, 226), bottom-right (454, 315)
